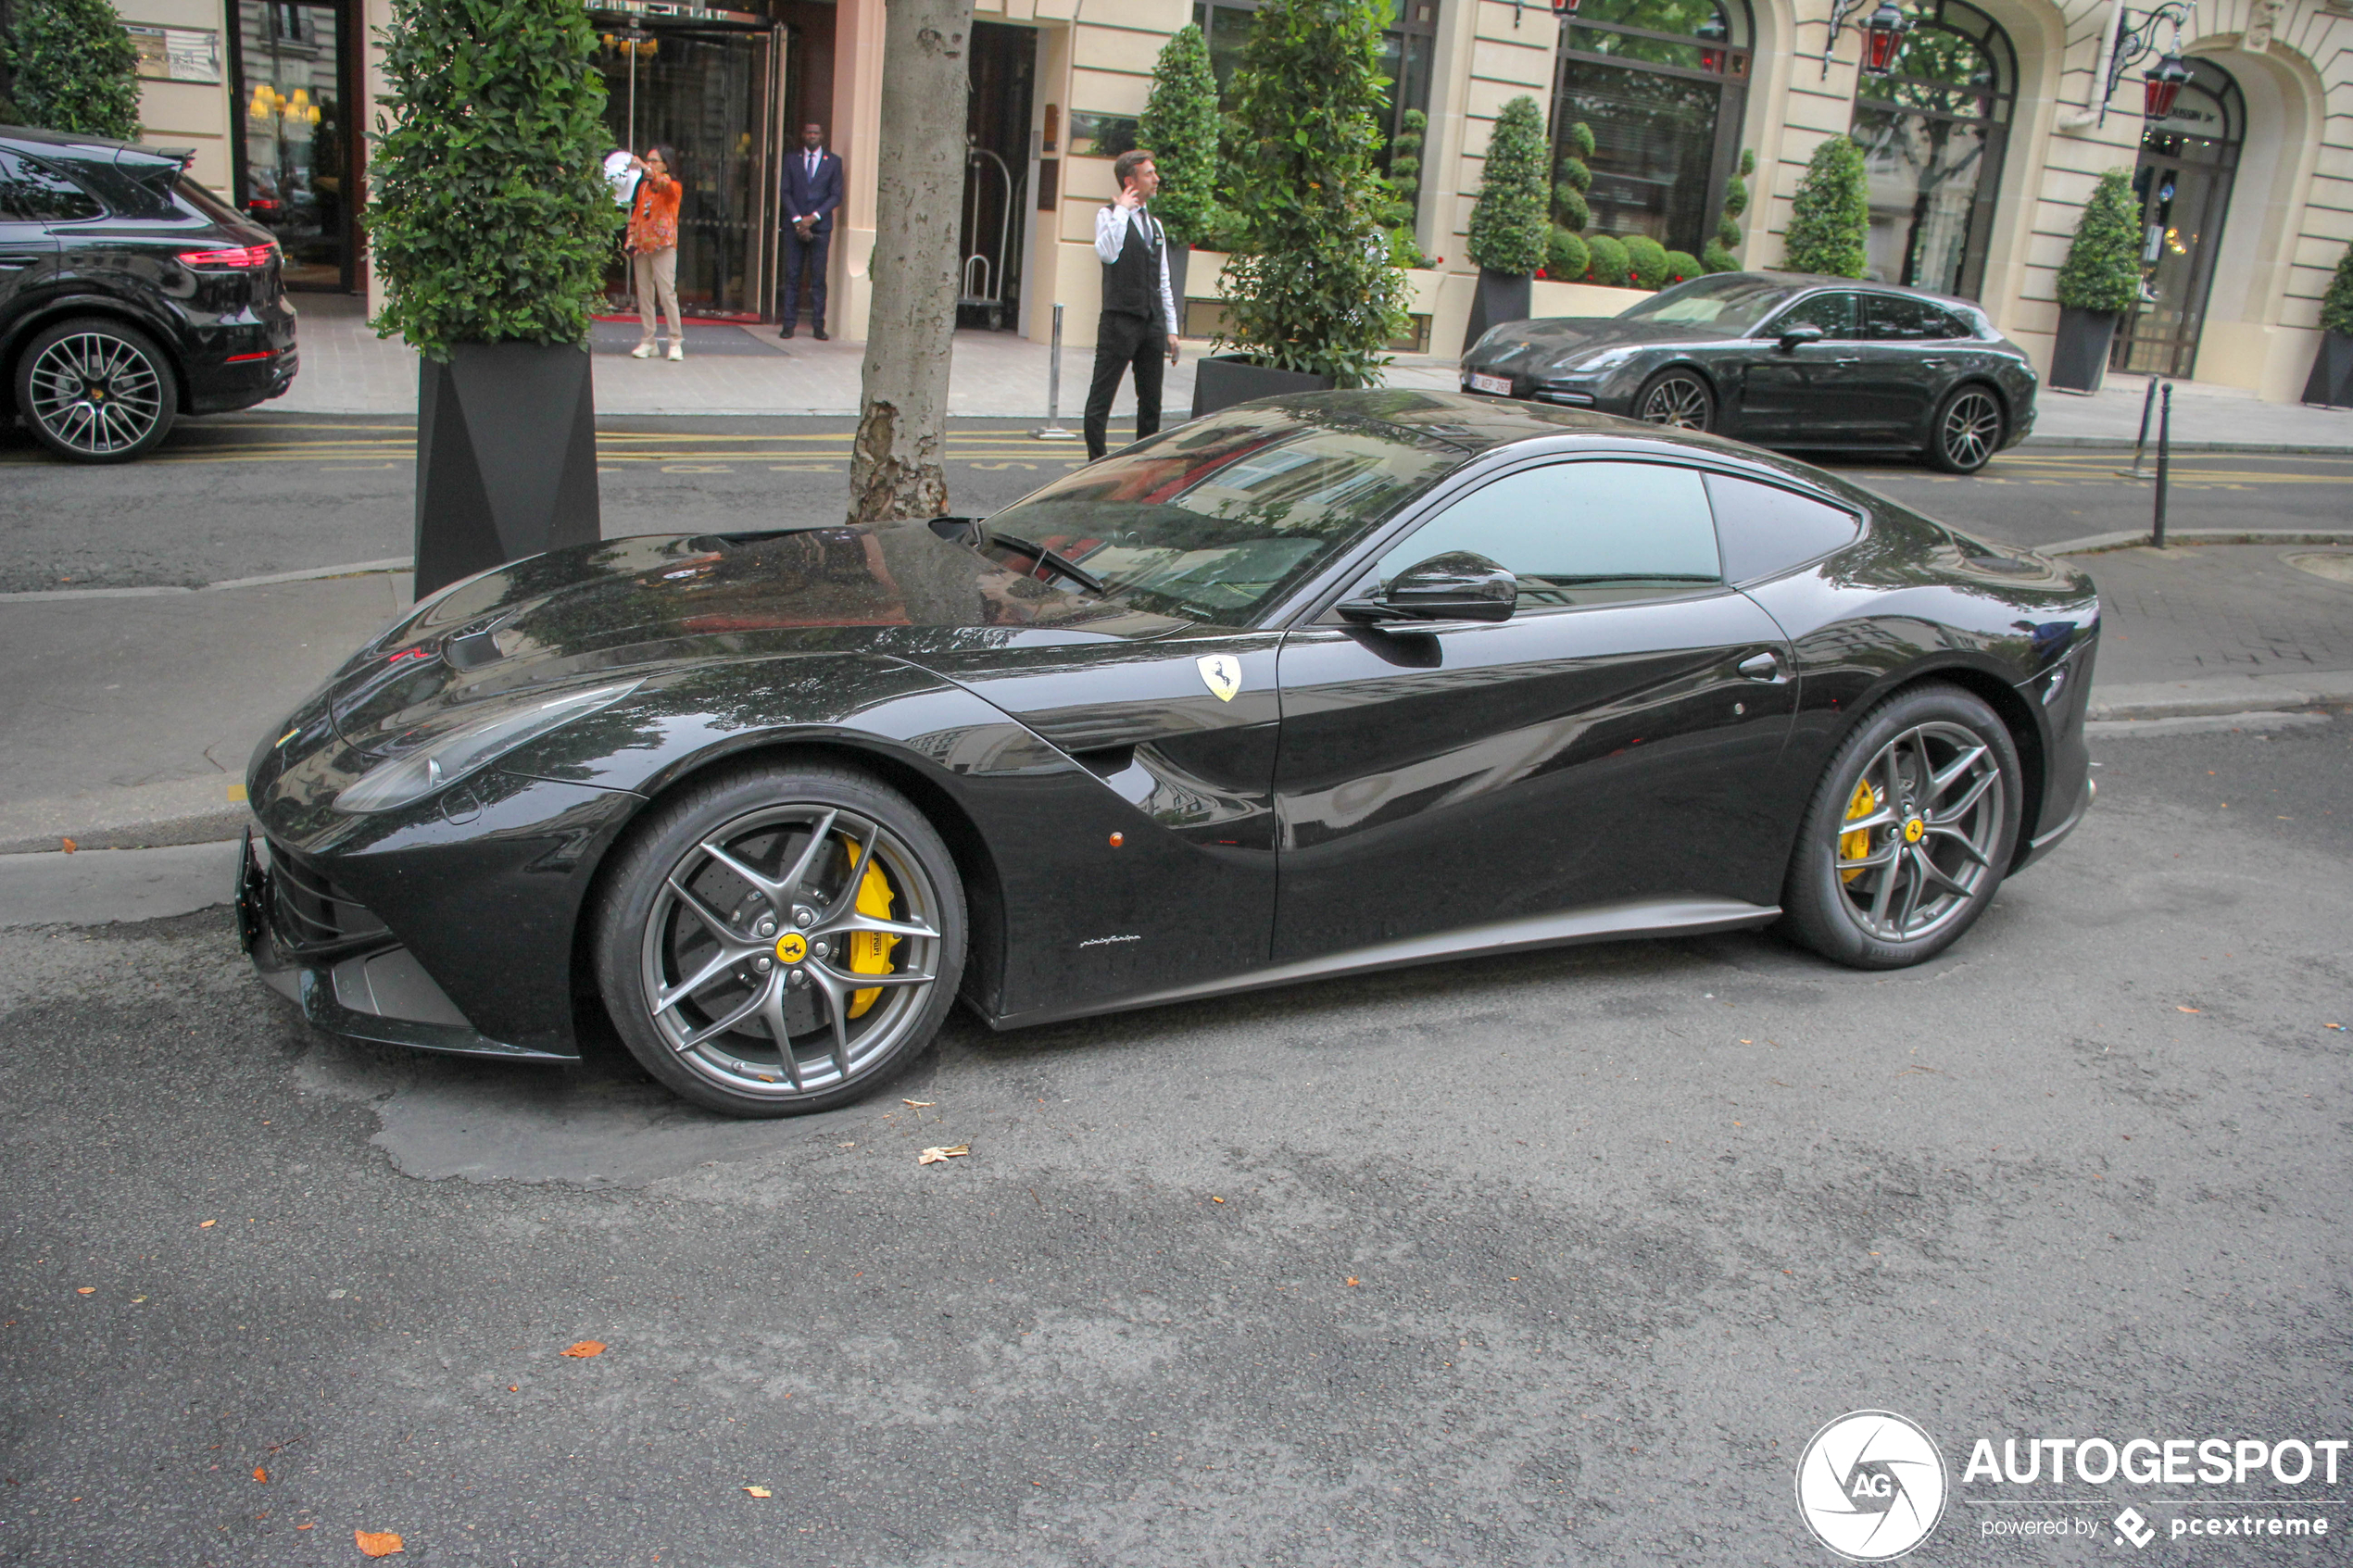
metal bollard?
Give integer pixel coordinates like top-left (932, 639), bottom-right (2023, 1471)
top-left (1032, 304), bottom-right (1080, 441)
top-left (2121, 377), bottom-right (2162, 479)
top-left (2151, 382), bottom-right (2171, 548)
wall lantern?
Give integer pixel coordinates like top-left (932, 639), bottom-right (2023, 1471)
top-left (2092, 1), bottom-right (2192, 128)
top-left (2142, 52), bottom-right (2191, 119)
top-left (1694, 12), bottom-right (1728, 72)
top-left (1859, 1), bottom-right (1915, 74)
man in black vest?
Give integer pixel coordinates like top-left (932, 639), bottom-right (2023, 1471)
top-left (1083, 148), bottom-right (1181, 460)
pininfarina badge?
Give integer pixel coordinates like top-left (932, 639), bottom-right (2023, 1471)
top-left (1196, 654), bottom-right (1241, 703)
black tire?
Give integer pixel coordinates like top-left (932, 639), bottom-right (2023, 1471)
top-left (593, 761), bottom-right (966, 1117)
top-left (1633, 368), bottom-right (1716, 432)
top-left (14, 316), bottom-right (179, 462)
top-left (1780, 684), bottom-right (2022, 969)
top-left (1922, 383), bottom-right (2004, 473)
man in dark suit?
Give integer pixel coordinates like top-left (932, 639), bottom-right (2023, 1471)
top-left (1083, 148), bottom-right (1180, 460)
top-left (779, 122), bottom-right (843, 340)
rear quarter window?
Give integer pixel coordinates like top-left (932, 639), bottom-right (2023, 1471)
top-left (1703, 472), bottom-right (1861, 584)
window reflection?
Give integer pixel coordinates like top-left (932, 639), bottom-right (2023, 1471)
top-left (1848, 0), bottom-right (2013, 298)
top-left (1552, 0), bottom-right (1751, 254)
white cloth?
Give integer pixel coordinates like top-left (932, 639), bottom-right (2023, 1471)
top-left (1093, 204), bottom-right (1179, 336)
top-left (603, 150), bottom-right (640, 208)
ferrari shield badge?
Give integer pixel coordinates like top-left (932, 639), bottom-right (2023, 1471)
top-left (1196, 654), bottom-right (1242, 703)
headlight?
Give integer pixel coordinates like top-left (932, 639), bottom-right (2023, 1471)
top-left (333, 680), bottom-right (641, 814)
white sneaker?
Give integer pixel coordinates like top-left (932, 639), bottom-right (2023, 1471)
top-left (630, 342), bottom-right (654, 359)
top-left (668, 343), bottom-right (685, 362)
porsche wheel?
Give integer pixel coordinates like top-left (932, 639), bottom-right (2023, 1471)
top-left (1780, 684), bottom-right (2020, 970)
top-left (594, 763), bottom-right (965, 1117)
top-left (1634, 369), bottom-right (1715, 432)
top-left (1923, 383), bottom-right (2003, 474)
top-left (17, 317), bottom-right (178, 462)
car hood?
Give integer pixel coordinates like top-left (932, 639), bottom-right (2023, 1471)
top-left (319, 523), bottom-right (1188, 758)
top-left (1466, 316), bottom-right (1730, 372)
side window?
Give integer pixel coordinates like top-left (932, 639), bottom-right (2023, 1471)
top-left (0, 153), bottom-right (102, 223)
top-left (1867, 295), bottom-right (1964, 341)
top-left (1375, 461), bottom-right (1721, 609)
top-left (1703, 472), bottom-right (1860, 583)
top-left (1768, 292), bottom-right (1862, 340)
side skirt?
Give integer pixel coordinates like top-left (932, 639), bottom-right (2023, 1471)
top-left (985, 897), bottom-right (1780, 1032)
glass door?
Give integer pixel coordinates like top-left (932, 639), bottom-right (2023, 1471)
top-left (233, 0), bottom-right (354, 290)
top-left (2113, 59), bottom-right (2242, 379)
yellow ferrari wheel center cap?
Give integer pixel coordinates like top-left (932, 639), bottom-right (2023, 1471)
top-left (1904, 817), bottom-right (1926, 844)
top-left (774, 932), bottom-right (808, 964)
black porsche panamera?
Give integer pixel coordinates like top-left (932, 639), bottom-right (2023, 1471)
top-left (240, 391), bottom-right (2097, 1117)
top-left (1459, 271), bottom-right (2041, 474)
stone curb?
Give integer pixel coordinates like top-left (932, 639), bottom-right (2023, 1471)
top-left (2044, 528), bottom-right (2353, 557)
top-left (2019, 436), bottom-right (2353, 456)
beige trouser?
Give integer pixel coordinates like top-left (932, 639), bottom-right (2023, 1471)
top-left (632, 246), bottom-right (681, 344)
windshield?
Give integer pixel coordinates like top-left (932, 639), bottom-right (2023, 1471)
top-left (980, 406), bottom-right (1461, 624)
top-left (1619, 274), bottom-right (1796, 333)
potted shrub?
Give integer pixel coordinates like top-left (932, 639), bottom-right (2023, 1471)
top-left (368, 0), bottom-right (619, 595)
top-left (2050, 167), bottom-right (2141, 395)
top-left (1664, 249), bottom-right (1703, 286)
top-left (1198, 0), bottom-right (1410, 417)
top-left (1463, 94), bottom-right (1549, 346)
top-left (2, 0), bottom-right (141, 137)
top-left (1704, 149), bottom-right (1754, 273)
top-left (2300, 238), bottom-right (2353, 408)
top-left (1138, 22), bottom-right (1223, 310)
top-left (1624, 234), bottom-right (1669, 292)
top-left (1584, 234), bottom-right (1630, 289)
top-left (1782, 135), bottom-right (1868, 278)
top-left (1547, 227), bottom-right (1591, 288)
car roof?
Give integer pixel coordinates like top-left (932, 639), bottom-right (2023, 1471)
top-left (0, 123), bottom-right (194, 172)
top-left (1721, 270), bottom-right (1988, 318)
top-left (1252, 387), bottom-right (1649, 453)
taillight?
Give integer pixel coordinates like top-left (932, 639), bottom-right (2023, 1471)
top-left (178, 244), bottom-right (277, 270)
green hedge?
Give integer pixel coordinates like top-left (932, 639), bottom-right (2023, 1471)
top-left (1783, 136), bottom-right (1869, 279)
top-left (1546, 227), bottom-right (1590, 283)
top-left (1584, 234), bottom-right (1629, 289)
top-left (1139, 24), bottom-right (1225, 245)
top-left (2322, 239), bottom-right (2353, 337)
top-left (3, 0), bottom-right (141, 139)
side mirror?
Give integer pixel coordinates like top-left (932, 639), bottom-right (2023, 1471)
top-left (1338, 551), bottom-right (1517, 628)
top-left (1776, 322), bottom-right (1827, 352)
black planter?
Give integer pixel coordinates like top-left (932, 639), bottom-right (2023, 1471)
top-left (1164, 240), bottom-right (1190, 328)
top-left (414, 342), bottom-right (601, 596)
top-left (1462, 268), bottom-right (1533, 353)
top-left (2301, 330), bottom-right (2353, 408)
top-left (1189, 352), bottom-right (1336, 420)
top-left (2049, 307), bottom-right (2120, 394)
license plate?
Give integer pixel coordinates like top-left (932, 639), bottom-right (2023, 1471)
top-left (1467, 372), bottom-right (1512, 396)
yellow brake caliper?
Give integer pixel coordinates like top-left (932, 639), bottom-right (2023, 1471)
top-left (1839, 779), bottom-right (1880, 884)
top-left (840, 836), bottom-right (900, 1017)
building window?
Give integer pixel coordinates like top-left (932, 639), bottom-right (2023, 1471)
top-left (1192, 0), bottom-right (1438, 167)
top-left (1550, 0), bottom-right (1753, 256)
top-left (1848, 0), bottom-right (2014, 299)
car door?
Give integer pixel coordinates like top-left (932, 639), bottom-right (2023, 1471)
top-left (1853, 294), bottom-right (1968, 442)
top-left (0, 153), bottom-right (66, 323)
top-left (1738, 291), bottom-right (1869, 444)
top-left (1270, 457), bottom-right (1799, 964)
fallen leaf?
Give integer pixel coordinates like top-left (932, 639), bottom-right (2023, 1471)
top-left (296, 1522), bottom-right (314, 1530)
top-left (508, 1385), bottom-right (518, 1392)
top-left (903, 1099), bottom-right (934, 1107)
top-left (199, 1220), bottom-right (216, 1228)
top-left (917, 1145), bottom-right (970, 1165)
top-left (355, 1529), bottom-right (404, 1557)
top-left (60, 837), bottom-right (76, 854)
top-left (2176, 1007), bottom-right (2202, 1014)
top-left (745, 1486), bottom-right (772, 1498)
top-left (253, 1467), bottom-right (268, 1483)
top-left (2327, 1023), bottom-right (2345, 1032)
top-left (75, 1287), bottom-right (94, 1295)
top-left (1210, 1196), bottom-right (1225, 1203)
top-left (1344, 1277), bottom-right (1360, 1287)
top-left (560, 1340), bottom-right (606, 1359)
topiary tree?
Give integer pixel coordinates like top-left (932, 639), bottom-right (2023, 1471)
top-left (367, 0), bottom-right (619, 359)
top-left (2055, 166), bottom-right (2144, 313)
top-left (1554, 119), bottom-right (1593, 235)
top-left (1139, 23), bottom-right (1224, 245)
top-left (1584, 233), bottom-right (1629, 288)
top-left (3, 0), bottom-right (140, 139)
top-left (1663, 248), bottom-right (1702, 286)
top-left (1782, 135), bottom-right (1869, 278)
top-left (2322, 239), bottom-right (2353, 337)
top-left (1546, 227), bottom-right (1590, 284)
top-left (1218, 0), bottom-right (1410, 384)
top-left (1704, 147), bottom-right (1754, 272)
top-left (1388, 107), bottom-right (1426, 210)
top-left (1624, 233), bottom-right (1668, 291)
top-left (1467, 94), bottom-right (1549, 277)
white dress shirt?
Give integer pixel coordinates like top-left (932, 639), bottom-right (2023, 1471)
top-left (1093, 203), bottom-right (1180, 336)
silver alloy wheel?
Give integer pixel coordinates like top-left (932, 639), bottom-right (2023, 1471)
top-left (1832, 720), bottom-right (2006, 942)
top-left (1940, 389), bottom-right (2002, 470)
top-left (1638, 373), bottom-right (1711, 430)
top-left (26, 330), bottom-right (166, 458)
top-left (638, 803), bottom-right (944, 1101)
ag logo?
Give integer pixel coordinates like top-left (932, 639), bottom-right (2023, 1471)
top-left (1795, 1411), bottom-right (1947, 1561)
top-left (1196, 654), bottom-right (1242, 703)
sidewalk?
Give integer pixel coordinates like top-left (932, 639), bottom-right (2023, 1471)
top-left (274, 293), bottom-right (2353, 449)
top-left (0, 536), bottom-right (2345, 857)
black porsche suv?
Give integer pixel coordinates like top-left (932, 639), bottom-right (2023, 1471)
top-left (0, 125), bottom-right (297, 461)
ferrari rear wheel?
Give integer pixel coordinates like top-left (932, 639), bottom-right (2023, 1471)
top-left (594, 763), bottom-right (965, 1116)
top-left (1634, 369), bottom-right (1715, 432)
top-left (1780, 684), bottom-right (2020, 970)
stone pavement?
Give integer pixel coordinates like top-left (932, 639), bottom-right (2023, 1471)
top-left (272, 292), bottom-right (2353, 448)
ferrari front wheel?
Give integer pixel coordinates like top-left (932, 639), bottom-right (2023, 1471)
top-left (1780, 684), bottom-right (2021, 970)
top-left (594, 763), bottom-right (966, 1116)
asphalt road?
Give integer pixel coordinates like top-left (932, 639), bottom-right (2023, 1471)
top-left (2, 713), bottom-right (2347, 1565)
top-left (2, 412), bottom-right (2347, 593)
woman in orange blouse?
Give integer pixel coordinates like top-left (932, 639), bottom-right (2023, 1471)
top-left (625, 146), bottom-right (685, 361)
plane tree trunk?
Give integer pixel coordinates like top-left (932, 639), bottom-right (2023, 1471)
top-left (848, 0), bottom-right (973, 524)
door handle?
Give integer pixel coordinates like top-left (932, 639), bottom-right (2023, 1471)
top-left (1737, 651), bottom-right (1784, 682)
